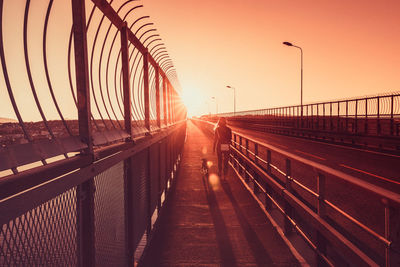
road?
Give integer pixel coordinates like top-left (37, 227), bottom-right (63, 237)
top-left (230, 125), bottom-right (400, 193)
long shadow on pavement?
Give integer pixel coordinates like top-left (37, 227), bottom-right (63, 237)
top-left (221, 179), bottom-right (274, 266)
top-left (202, 173), bottom-right (238, 267)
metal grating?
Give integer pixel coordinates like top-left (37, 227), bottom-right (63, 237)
top-left (94, 161), bottom-right (126, 267)
top-left (0, 188), bottom-right (77, 267)
top-left (130, 149), bottom-right (149, 248)
top-left (159, 139), bottom-right (167, 194)
top-left (149, 142), bottom-right (160, 213)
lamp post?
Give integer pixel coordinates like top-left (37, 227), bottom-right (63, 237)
top-left (226, 85), bottom-right (236, 116)
top-left (283, 41), bottom-right (303, 122)
top-left (211, 96), bottom-right (218, 114)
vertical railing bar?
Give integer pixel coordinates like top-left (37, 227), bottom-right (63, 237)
top-left (346, 100), bottom-right (349, 132)
top-left (365, 98), bottom-right (368, 134)
top-left (163, 75), bottom-right (167, 126)
top-left (155, 67), bottom-right (161, 128)
top-left (121, 22), bottom-right (132, 138)
top-left (337, 101), bottom-right (340, 132)
top-left (71, 1), bottom-right (95, 266)
top-left (121, 23), bottom-right (134, 264)
top-left (323, 103), bottom-right (326, 131)
top-left (377, 96), bottom-right (380, 135)
top-left (316, 173), bottom-right (327, 266)
top-left (355, 100), bottom-right (358, 133)
top-left (43, 1), bottom-right (74, 136)
top-left (143, 51), bottom-right (150, 132)
top-left (284, 159), bottom-right (292, 235)
top-left (330, 102), bottom-right (333, 131)
top-left (390, 95), bottom-right (394, 135)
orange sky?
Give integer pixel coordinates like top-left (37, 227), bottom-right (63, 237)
top-left (0, 0), bottom-right (399, 120)
top-left (143, 0), bottom-right (400, 116)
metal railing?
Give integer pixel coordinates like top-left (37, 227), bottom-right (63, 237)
top-left (194, 119), bottom-right (400, 267)
top-left (0, 1), bottom-right (187, 266)
top-left (211, 92), bottom-right (400, 137)
top-left (0, 0), bottom-right (186, 176)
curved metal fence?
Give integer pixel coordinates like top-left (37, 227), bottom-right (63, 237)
top-left (0, 1), bottom-right (187, 266)
top-left (0, 0), bottom-right (186, 177)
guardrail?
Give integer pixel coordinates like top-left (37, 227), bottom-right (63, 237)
top-left (0, 122), bottom-right (186, 266)
top-left (193, 118), bottom-right (400, 267)
top-left (205, 93), bottom-right (400, 152)
top-left (0, 1), bottom-right (187, 266)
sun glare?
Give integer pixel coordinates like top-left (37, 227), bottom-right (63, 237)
top-left (180, 89), bottom-right (205, 117)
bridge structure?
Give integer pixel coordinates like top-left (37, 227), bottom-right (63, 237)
top-left (0, 1), bottom-right (400, 266)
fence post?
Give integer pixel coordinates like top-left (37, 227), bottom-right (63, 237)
top-left (355, 100), bottom-right (358, 133)
top-left (71, 0), bottom-right (95, 266)
top-left (284, 159), bottom-right (293, 235)
top-left (337, 101), bottom-right (340, 132)
top-left (254, 143), bottom-right (259, 165)
top-left (143, 51), bottom-right (150, 132)
top-left (323, 104), bottom-right (326, 131)
top-left (390, 95), bottom-right (394, 135)
top-left (155, 67), bottom-right (161, 128)
top-left (383, 199), bottom-right (400, 267)
top-left (245, 139), bottom-right (249, 157)
top-left (120, 23), bottom-right (131, 138)
top-left (311, 104), bottom-right (314, 129)
top-left (163, 76), bottom-right (167, 126)
top-left (267, 150), bottom-right (271, 173)
top-left (365, 98), bottom-right (368, 134)
top-left (244, 162), bottom-right (249, 182)
top-left (120, 21), bottom-right (135, 265)
top-left (316, 173), bottom-right (327, 266)
top-left (377, 96), bottom-right (381, 135)
top-left (330, 102), bottom-right (333, 131)
top-left (168, 82), bottom-right (172, 124)
top-left (346, 100), bottom-right (349, 132)
top-left (253, 172), bottom-right (259, 194)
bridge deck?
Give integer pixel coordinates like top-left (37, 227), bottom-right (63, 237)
top-left (139, 121), bottom-right (303, 266)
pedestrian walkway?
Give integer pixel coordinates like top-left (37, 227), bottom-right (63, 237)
top-left (139, 120), bottom-right (303, 266)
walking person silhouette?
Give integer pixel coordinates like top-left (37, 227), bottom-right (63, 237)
top-left (213, 117), bottom-right (232, 179)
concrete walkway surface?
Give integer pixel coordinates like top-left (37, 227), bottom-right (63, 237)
top-left (139, 120), bottom-right (303, 266)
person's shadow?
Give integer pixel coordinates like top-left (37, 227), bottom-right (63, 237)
top-left (202, 172), bottom-right (238, 267)
top-left (221, 179), bottom-right (274, 266)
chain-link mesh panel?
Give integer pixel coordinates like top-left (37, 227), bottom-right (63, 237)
top-left (0, 188), bottom-right (77, 267)
top-left (94, 161), bottom-right (126, 266)
top-left (149, 143), bottom-right (160, 213)
top-left (159, 139), bottom-right (167, 194)
top-left (130, 149), bottom-right (149, 248)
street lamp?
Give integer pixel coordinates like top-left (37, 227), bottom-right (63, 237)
top-left (226, 85), bottom-right (236, 116)
top-left (283, 41), bottom-right (303, 120)
top-left (211, 96), bottom-right (218, 114)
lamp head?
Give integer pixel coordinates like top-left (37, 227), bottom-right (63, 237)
top-left (283, 41), bottom-right (293, 46)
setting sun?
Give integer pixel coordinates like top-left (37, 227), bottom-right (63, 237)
top-left (180, 89), bottom-right (207, 117)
